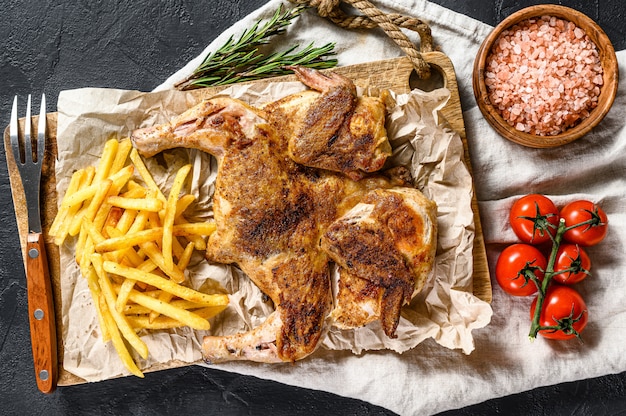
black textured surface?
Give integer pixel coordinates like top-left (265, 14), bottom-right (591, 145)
top-left (1, 1), bottom-right (625, 415)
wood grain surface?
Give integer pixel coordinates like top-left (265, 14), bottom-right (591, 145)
top-left (4, 53), bottom-right (491, 386)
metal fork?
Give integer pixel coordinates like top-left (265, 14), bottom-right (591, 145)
top-left (9, 94), bottom-right (58, 394)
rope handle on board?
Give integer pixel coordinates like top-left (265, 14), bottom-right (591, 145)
top-left (289, 0), bottom-right (434, 79)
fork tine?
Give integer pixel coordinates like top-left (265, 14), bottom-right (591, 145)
top-left (9, 95), bottom-right (21, 164)
top-left (37, 94), bottom-right (46, 164)
top-left (24, 94), bottom-right (33, 164)
top-left (9, 94), bottom-right (46, 165)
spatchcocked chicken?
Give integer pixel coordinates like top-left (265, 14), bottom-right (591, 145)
top-left (131, 66), bottom-right (437, 363)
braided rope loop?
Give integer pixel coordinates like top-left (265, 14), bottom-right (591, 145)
top-left (289, 0), bottom-right (433, 78)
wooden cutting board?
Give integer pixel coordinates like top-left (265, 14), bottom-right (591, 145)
top-left (4, 53), bottom-right (491, 386)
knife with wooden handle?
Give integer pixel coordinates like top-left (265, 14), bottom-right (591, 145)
top-left (10, 95), bottom-right (58, 393)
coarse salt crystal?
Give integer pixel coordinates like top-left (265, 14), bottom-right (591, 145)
top-left (574, 27), bottom-right (585, 39)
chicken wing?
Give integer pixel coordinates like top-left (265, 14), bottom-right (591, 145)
top-left (322, 188), bottom-right (437, 337)
top-left (265, 66), bottom-right (392, 181)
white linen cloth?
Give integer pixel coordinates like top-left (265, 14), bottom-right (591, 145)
top-left (157, 1), bottom-right (626, 414)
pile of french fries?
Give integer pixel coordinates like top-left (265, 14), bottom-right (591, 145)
top-left (49, 138), bottom-right (228, 377)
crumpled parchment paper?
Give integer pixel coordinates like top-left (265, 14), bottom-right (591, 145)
top-left (55, 80), bottom-right (492, 382)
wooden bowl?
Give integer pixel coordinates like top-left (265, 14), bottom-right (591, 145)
top-left (472, 5), bottom-right (619, 148)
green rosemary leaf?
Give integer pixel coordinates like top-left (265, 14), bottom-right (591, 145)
top-left (175, 5), bottom-right (338, 90)
top-left (190, 5), bottom-right (302, 77)
top-left (242, 43), bottom-right (337, 77)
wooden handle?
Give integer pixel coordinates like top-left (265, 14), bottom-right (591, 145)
top-left (26, 232), bottom-right (58, 394)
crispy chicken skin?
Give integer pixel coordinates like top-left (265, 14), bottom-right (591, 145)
top-left (131, 66), bottom-right (437, 363)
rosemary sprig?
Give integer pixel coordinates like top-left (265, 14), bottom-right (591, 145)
top-left (175, 5), bottom-right (338, 90)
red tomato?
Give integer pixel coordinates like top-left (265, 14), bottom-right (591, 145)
top-left (495, 244), bottom-right (547, 296)
top-left (530, 285), bottom-right (588, 340)
top-left (560, 200), bottom-right (608, 246)
top-left (509, 194), bottom-right (559, 244)
top-left (553, 244), bottom-right (591, 285)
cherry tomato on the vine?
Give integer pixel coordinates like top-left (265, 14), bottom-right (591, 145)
top-left (560, 200), bottom-right (608, 246)
top-left (530, 285), bottom-right (588, 340)
top-left (495, 244), bottom-right (547, 296)
top-left (509, 194), bottom-right (559, 244)
top-left (553, 244), bottom-right (591, 285)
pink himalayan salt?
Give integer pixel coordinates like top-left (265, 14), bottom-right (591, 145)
top-left (484, 15), bottom-right (603, 136)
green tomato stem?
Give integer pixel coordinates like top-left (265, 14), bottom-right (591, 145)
top-left (563, 217), bottom-right (595, 233)
top-left (528, 217), bottom-right (566, 340)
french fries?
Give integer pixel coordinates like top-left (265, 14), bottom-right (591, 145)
top-left (162, 164), bottom-right (191, 272)
top-left (102, 261), bottom-right (229, 306)
top-left (49, 137), bottom-right (228, 377)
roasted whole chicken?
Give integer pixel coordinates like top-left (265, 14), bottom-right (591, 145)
top-left (131, 66), bottom-right (437, 363)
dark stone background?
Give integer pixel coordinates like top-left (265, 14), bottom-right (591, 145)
top-left (1, 1), bottom-right (624, 415)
